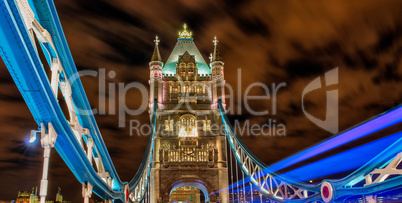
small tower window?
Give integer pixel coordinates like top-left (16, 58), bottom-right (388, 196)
top-left (178, 114), bottom-right (198, 137)
top-left (188, 63), bottom-right (194, 77)
top-left (203, 116), bottom-right (211, 131)
top-left (179, 62), bottom-right (186, 77)
top-left (165, 116), bottom-right (173, 131)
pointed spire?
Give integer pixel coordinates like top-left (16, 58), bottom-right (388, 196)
top-left (151, 35), bottom-right (162, 62)
top-left (212, 36), bottom-right (222, 61)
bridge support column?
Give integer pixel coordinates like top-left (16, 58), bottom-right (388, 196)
top-left (50, 59), bottom-right (61, 97)
top-left (365, 195), bottom-right (377, 203)
top-left (39, 123), bottom-right (58, 203)
top-left (82, 182), bottom-right (93, 203)
top-left (60, 80), bottom-right (77, 124)
top-left (39, 146), bottom-right (51, 203)
top-left (86, 137), bottom-right (94, 165)
top-left (250, 183), bottom-right (253, 203)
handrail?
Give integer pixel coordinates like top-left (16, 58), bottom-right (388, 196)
top-left (128, 100), bottom-right (157, 202)
top-left (217, 100), bottom-right (320, 202)
top-left (0, 0), bottom-right (124, 200)
top-left (218, 99), bottom-right (402, 202)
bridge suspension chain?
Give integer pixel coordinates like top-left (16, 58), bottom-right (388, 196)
top-left (129, 100), bottom-right (157, 203)
top-left (218, 100), bottom-right (320, 202)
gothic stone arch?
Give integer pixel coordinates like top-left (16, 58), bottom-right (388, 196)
top-left (162, 177), bottom-right (217, 203)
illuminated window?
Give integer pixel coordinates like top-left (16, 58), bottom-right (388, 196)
top-left (165, 117), bottom-right (173, 131)
top-left (203, 116), bottom-right (211, 131)
top-left (188, 63), bottom-right (194, 77)
top-left (178, 114), bottom-right (198, 137)
top-left (179, 63), bottom-right (186, 77)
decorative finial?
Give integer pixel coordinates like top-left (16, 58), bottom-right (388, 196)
top-left (209, 53), bottom-right (213, 62)
top-left (154, 35), bottom-right (160, 46)
top-left (178, 23), bottom-right (193, 38)
top-left (213, 36), bottom-right (219, 46)
top-left (212, 36), bottom-right (222, 62)
top-left (151, 35), bottom-right (162, 62)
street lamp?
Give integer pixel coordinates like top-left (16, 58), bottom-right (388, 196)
top-left (29, 130), bottom-right (39, 143)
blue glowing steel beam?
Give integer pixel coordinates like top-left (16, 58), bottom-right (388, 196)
top-left (280, 131), bottom-right (402, 184)
top-left (266, 105), bottom-right (402, 173)
top-left (0, 0), bottom-right (124, 200)
top-left (218, 100), bottom-right (321, 202)
top-left (128, 100), bottom-right (157, 202)
top-left (31, 0), bottom-right (124, 190)
top-left (218, 100), bottom-right (402, 201)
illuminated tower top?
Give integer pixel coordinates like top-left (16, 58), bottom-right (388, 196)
top-left (178, 23), bottom-right (193, 39)
top-left (162, 24), bottom-right (211, 76)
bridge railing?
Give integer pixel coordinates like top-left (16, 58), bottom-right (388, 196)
top-left (128, 100), bottom-right (157, 203)
top-left (33, 0), bottom-right (125, 191)
top-left (0, 0), bottom-right (126, 201)
top-left (217, 100), bottom-right (320, 202)
top-left (159, 148), bottom-right (217, 168)
top-left (218, 99), bottom-right (402, 202)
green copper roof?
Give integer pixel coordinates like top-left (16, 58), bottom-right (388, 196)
top-left (162, 39), bottom-right (211, 76)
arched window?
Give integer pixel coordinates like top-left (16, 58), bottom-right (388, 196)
top-left (178, 114), bottom-right (198, 137)
top-left (165, 116), bottom-right (173, 131)
top-left (188, 63), bottom-right (194, 77)
top-left (179, 62), bottom-right (186, 77)
top-left (203, 116), bottom-right (211, 131)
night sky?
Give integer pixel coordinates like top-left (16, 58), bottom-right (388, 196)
top-left (0, 0), bottom-right (401, 202)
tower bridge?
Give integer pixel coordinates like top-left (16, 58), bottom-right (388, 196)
top-left (148, 24), bottom-right (228, 203)
top-left (0, 0), bottom-right (401, 203)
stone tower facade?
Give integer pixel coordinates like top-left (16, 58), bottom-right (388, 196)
top-left (149, 24), bottom-right (228, 203)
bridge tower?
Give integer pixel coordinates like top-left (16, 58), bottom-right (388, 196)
top-left (149, 24), bottom-right (228, 203)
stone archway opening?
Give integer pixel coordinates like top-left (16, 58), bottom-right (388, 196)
top-left (169, 181), bottom-right (209, 203)
top-left (170, 186), bottom-right (205, 203)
